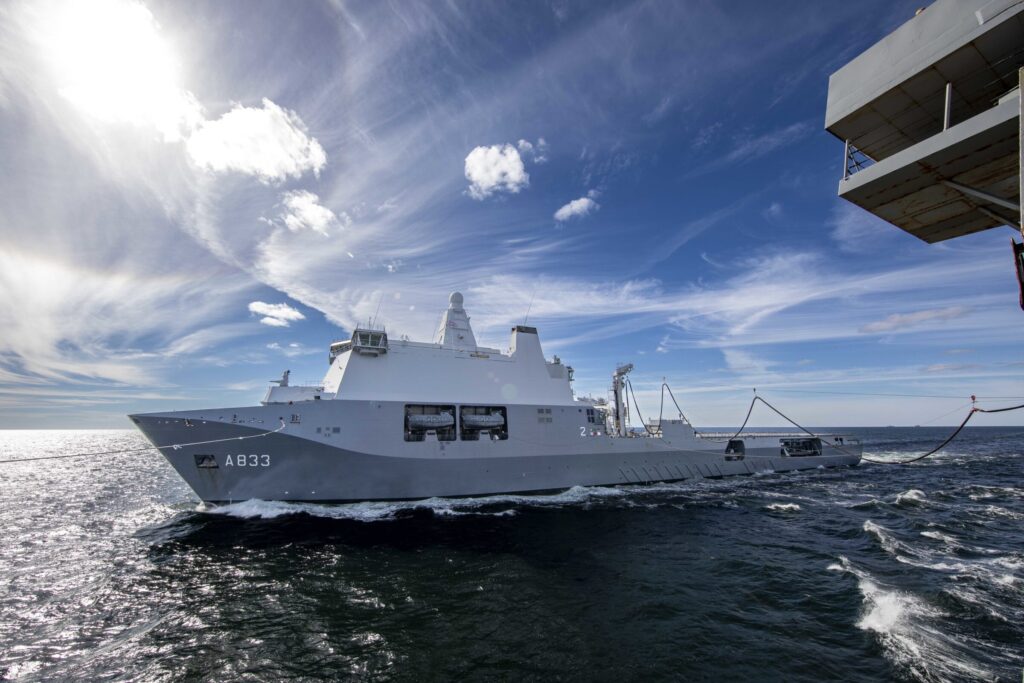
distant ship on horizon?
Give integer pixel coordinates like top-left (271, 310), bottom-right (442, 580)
top-left (130, 292), bottom-right (862, 504)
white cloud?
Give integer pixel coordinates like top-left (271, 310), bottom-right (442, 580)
top-left (280, 190), bottom-right (345, 236)
top-left (464, 143), bottom-right (529, 199)
top-left (517, 137), bottom-right (549, 163)
top-left (187, 98), bottom-right (326, 183)
top-left (248, 301), bottom-right (305, 327)
top-left (554, 195), bottom-right (599, 222)
top-left (860, 306), bottom-right (970, 334)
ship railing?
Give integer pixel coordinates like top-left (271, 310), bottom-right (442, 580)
top-left (696, 431), bottom-right (859, 441)
top-left (841, 141), bottom-right (875, 180)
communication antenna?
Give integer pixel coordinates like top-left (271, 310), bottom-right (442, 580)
top-left (523, 286), bottom-right (538, 325)
top-left (371, 292), bottom-right (384, 329)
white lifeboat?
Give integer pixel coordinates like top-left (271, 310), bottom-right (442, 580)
top-left (462, 413), bottom-right (505, 429)
top-left (407, 413), bottom-right (455, 430)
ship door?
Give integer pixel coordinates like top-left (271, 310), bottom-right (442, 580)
top-left (725, 439), bottom-right (745, 455)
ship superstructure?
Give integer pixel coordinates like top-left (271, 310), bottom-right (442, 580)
top-left (130, 293), bottom-right (861, 503)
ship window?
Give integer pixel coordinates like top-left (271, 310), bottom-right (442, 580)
top-left (316, 427), bottom-right (321, 434)
top-left (459, 406), bottom-right (508, 441)
top-left (332, 427), bottom-right (340, 434)
top-left (404, 404), bottom-right (457, 442)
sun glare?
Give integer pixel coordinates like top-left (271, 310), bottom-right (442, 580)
top-left (38, 0), bottom-right (202, 141)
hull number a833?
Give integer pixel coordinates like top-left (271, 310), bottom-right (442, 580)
top-left (225, 454), bottom-right (270, 467)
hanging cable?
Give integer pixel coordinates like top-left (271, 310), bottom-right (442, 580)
top-left (725, 389), bottom-right (758, 442)
top-left (764, 388), bottom-right (1024, 400)
top-left (658, 382), bottom-right (702, 435)
top-left (860, 402), bottom-right (1024, 464)
top-left (624, 379), bottom-right (657, 435)
top-left (917, 401), bottom-right (976, 426)
top-left (0, 421), bottom-right (287, 464)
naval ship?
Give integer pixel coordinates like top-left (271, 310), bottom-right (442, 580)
top-left (130, 292), bottom-right (862, 503)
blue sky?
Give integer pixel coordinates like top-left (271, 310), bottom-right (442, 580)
top-left (1, 0), bottom-right (1021, 428)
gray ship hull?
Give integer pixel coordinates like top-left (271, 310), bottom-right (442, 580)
top-left (130, 404), bottom-right (861, 503)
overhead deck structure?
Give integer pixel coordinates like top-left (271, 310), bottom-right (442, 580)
top-left (825, 0), bottom-right (1022, 244)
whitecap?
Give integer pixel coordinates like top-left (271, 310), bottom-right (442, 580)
top-left (828, 555), bottom-right (997, 681)
top-left (765, 503), bottom-right (801, 512)
top-left (863, 520), bottom-right (902, 556)
top-left (895, 489), bottom-right (926, 505)
top-left (981, 505), bottom-right (1024, 520)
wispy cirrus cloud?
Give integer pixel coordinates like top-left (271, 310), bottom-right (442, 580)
top-left (829, 203), bottom-right (903, 253)
top-left (3, 0), bottom-right (1021, 429)
top-left (860, 306), bottom-right (970, 334)
top-left (266, 341), bottom-right (318, 357)
top-left (724, 122), bottom-right (811, 163)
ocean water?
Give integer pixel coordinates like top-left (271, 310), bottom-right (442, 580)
top-left (0, 427), bottom-right (1021, 682)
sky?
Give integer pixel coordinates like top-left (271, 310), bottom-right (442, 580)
top-left (0, 0), bottom-right (1021, 429)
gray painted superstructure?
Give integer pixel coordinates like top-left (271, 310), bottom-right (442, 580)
top-left (826, 0), bottom-right (1023, 243)
top-left (130, 294), bottom-right (862, 503)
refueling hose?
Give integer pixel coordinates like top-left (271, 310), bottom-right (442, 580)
top-left (0, 420), bottom-right (287, 464)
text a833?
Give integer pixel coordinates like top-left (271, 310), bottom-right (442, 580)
top-left (225, 454), bottom-right (270, 467)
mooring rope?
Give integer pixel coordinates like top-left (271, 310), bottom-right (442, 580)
top-left (0, 421), bottom-right (287, 464)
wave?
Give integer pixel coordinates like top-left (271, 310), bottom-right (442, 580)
top-left (828, 556), bottom-right (997, 681)
top-left (199, 470), bottom-right (833, 522)
top-left (201, 485), bottom-right (630, 522)
top-left (895, 489), bottom-right (926, 506)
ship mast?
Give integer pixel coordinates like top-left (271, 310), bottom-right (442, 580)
top-left (611, 363), bottom-right (633, 437)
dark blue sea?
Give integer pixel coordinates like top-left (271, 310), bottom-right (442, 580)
top-left (0, 427), bottom-right (1021, 682)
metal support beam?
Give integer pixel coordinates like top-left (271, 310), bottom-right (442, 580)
top-left (976, 206), bottom-right (1021, 231)
top-left (940, 180), bottom-right (1020, 213)
top-left (842, 139), bottom-right (850, 180)
top-left (943, 82), bottom-right (952, 131)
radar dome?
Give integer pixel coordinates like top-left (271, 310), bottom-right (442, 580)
top-left (449, 291), bottom-right (464, 308)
